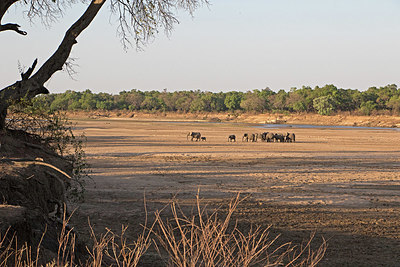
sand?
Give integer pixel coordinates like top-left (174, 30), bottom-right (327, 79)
top-left (70, 118), bottom-right (400, 266)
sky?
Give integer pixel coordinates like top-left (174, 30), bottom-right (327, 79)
top-left (1, 0), bottom-right (400, 94)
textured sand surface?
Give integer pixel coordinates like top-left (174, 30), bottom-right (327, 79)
top-left (71, 119), bottom-right (400, 266)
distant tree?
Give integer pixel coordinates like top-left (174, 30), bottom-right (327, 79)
top-left (49, 94), bottom-right (70, 111)
top-left (240, 92), bottom-right (267, 112)
top-left (175, 93), bottom-right (193, 112)
top-left (32, 94), bottom-right (54, 111)
top-left (0, 0), bottom-right (209, 129)
top-left (141, 95), bottom-right (163, 111)
top-left (332, 89), bottom-right (357, 111)
top-left (313, 95), bottom-right (336, 115)
top-left (361, 88), bottom-right (379, 106)
top-left (125, 90), bottom-right (145, 110)
top-left (386, 95), bottom-right (400, 114)
top-left (95, 92), bottom-right (115, 110)
top-left (190, 95), bottom-right (207, 112)
top-left (286, 90), bottom-right (307, 112)
top-left (210, 92), bottom-right (227, 112)
top-left (254, 88), bottom-right (274, 110)
top-left (359, 100), bottom-right (377, 115)
top-left (17, 85), bottom-right (400, 115)
top-left (291, 86), bottom-right (313, 112)
top-left (270, 89), bottom-right (288, 111)
top-left (159, 90), bottom-right (177, 111)
top-left (375, 84), bottom-right (398, 110)
top-left (197, 92), bottom-right (223, 112)
top-left (79, 90), bottom-right (97, 110)
top-left (224, 91), bottom-right (243, 111)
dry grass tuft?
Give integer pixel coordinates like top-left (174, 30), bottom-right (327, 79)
top-left (153, 193), bottom-right (326, 267)
top-left (0, 194), bottom-right (326, 266)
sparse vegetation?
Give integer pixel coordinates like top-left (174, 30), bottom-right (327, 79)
top-left (5, 98), bottom-right (90, 202)
top-left (0, 194), bottom-right (326, 266)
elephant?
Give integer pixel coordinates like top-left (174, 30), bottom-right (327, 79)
top-left (285, 132), bottom-right (296, 142)
top-left (261, 132), bottom-right (275, 142)
top-left (260, 132), bottom-right (267, 141)
top-left (201, 137), bottom-right (207, 141)
top-left (242, 133), bottom-right (249, 142)
top-left (187, 132), bottom-right (201, 141)
top-left (273, 133), bottom-right (285, 142)
top-left (249, 133), bottom-right (258, 142)
top-left (228, 135), bottom-right (236, 142)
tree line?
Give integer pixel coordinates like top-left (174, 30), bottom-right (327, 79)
top-left (32, 84), bottom-right (400, 115)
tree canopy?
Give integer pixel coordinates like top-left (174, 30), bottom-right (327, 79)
top-left (31, 84), bottom-right (400, 115)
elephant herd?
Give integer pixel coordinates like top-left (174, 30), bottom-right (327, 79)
top-left (187, 131), bottom-right (296, 143)
top-left (239, 132), bottom-right (295, 143)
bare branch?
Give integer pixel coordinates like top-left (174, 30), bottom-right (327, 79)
top-left (0, 0), bottom-right (27, 35)
top-left (21, 59), bottom-right (38, 80)
top-left (0, 23), bottom-right (27, 35)
top-left (64, 57), bottom-right (79, 80)
top-left (110, 0), bottom-right (209, 49)
top-left (30, 0), bottom-right (106, 86)
top-left (0, 0), bottom-right (76, 36)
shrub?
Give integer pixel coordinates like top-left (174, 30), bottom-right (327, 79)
top-left (6, 98), bottom-right (90, 202)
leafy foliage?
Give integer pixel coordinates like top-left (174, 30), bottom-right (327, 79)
top-left (32, 84), bottom-right (400, 115)
top-left (313, 95), bottom-right (336, 115)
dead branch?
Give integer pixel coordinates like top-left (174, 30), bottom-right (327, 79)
top-left (0, 23), bottom-right (27, 35)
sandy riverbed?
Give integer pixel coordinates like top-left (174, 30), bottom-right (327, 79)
top-left (70, 119), bottom-right (400, 266)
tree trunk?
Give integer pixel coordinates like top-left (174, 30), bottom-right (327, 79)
top-left (0, 0), bottom-right (106, 130)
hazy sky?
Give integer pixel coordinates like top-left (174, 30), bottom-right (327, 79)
top-left (1, 0), bottom-right (400, 94)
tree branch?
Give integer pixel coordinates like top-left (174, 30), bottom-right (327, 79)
top-left (21, 59), bottom-right (38, 80)
top-left (30, 0), bottom-right (106, 85)
top-left (0, 23), bottom-right (27, 35)
top-left (0, 0), bottom-right (27, 35)
top-left (0, 0), bottom-right (106, 130)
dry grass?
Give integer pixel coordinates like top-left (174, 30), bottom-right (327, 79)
top-left (153, 193), bottom-right (326, 267)
top-left (0, 194), bottom-right (326, 266)
top-left (0, 227), bottom-right (44, 267)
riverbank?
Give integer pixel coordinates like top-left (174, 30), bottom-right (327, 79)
top-left (66, 110), bottom-right (400, 128)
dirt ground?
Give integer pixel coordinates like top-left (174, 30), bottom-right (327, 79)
top-left (70, 119), bottom-right (400, 266)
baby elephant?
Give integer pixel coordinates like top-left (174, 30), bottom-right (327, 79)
top-left (201, 137), bottom-right (207, 141)
top-left (228, 135), bottom-right (236, 142)
top-left (285, 132), bottom-right (296, 142)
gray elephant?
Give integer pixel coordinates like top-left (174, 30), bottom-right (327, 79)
top-left (201, 137), bottom-right (207, 141)
top-left (260, 132), bottom-right (267, 141)
top-left (242, 133), bottom-right (249, 142)
top-left (249, 133), bottom-right (258, 142)
top-left (228, 135), bottom-right (236, 142)
top-left (187, 132), bottom-right (201, 141)
top-left (285, 132), bottom-right (296, 142)
top-left (261, 132), bottom-right (275, 142)
top-left (274, 133), bottom-right (285, 142)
